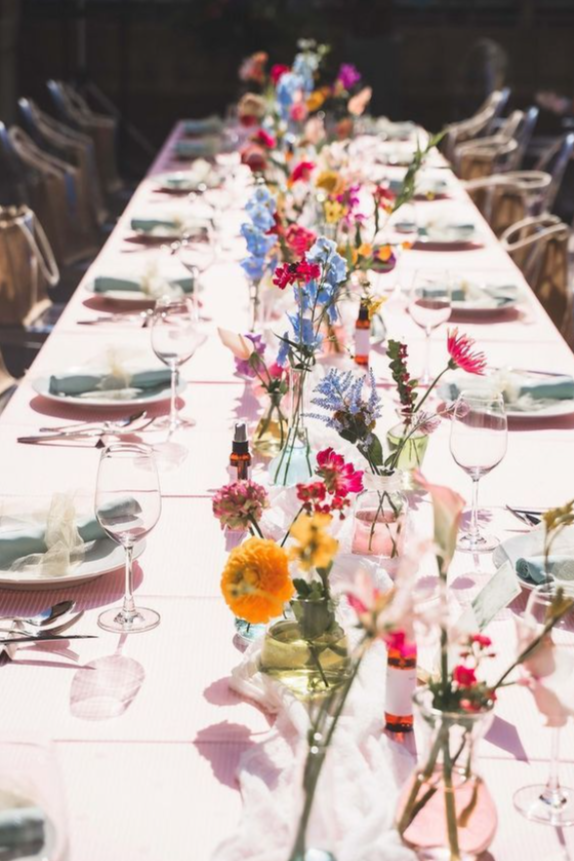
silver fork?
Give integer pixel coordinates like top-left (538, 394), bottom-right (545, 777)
top-left (39, 411), bottom-right (146, 434)
top-left (506, 505), bottom-right (542, 526)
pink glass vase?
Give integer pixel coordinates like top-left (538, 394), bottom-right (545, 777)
top-left (396, 688), bottom-right (498, 861)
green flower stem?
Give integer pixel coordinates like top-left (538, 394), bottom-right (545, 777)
top-left (412, 364), bottom-right (451, 416)
top-left (280, 506), bottom-right (304, 548)
top-left (288, 637), bottom-right (369, 861)
top-left (247, 513), bottom-right (265, 539)
top-left (442, 733), bottom-right (461, 861)
top-left (397, 724), bottom-right (445, 834)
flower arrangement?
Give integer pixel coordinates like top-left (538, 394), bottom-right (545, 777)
top-left (394, 479), bottom-right (574, 858)
top-left (270, 236), bottom-right (349, 485)
top-left (218, 327), bottom-right (289, 455)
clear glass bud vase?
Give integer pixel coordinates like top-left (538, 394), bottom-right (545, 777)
top-left (386, 421), bottom-right (430, 473)
top-left (252, 390), bottom-right (288, 458)
top-left (269, 368), bottom-right (314, 486)
top-left (259, 596), bottom-right (350, 698)
top-left (396, 687), bottom-right (498, 861)
top-left (351, 471), bottom-right (408, 559)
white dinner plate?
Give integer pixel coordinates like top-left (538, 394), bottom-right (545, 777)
top-left (438, 371), bottom-right (574, 419)
top-left (0, 537), bottom-right (145, 590)
top-left (450, 280), bottom-right (520, 315)
top-left (84, 280), bottom-right (191, 304)
top-left (33, 373), bottom-right (185, 408)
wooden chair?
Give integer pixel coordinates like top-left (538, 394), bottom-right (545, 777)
top-left (501, 215), bottom-right (572, 344)
top-left (464, 172), bottom-right (551, 236)
top-left (0, 347), bottom-right (16, 414)
top-left (443, 89), bottom-right (510, 164)
top-left (2, 125), bottom-right (99, 266)
top-left (457, 137), bottom-right (518, 182)
top-left (18, 98), bottom-right (107, 228)
top-left (47, 79), bottom-right (123, 196)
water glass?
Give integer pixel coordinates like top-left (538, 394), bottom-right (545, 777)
top-left (408, 270), bottom-right (452, 384)
top-left (150, 296), bottom-right (205, 432)
top-left (514, 582), bottom-right (574, 826)
top-left (0, 737), bottom-right (68, 860)
top-left (95, 442), bottom-right (161, 633)
top-left (450, 391), bottom-right (507, 551)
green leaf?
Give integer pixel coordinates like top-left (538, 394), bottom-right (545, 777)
top-left (368, 434), bottom-right (384, 466)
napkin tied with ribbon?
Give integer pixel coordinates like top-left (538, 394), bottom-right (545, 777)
top-left (0, 494), bottom-right (141, 578)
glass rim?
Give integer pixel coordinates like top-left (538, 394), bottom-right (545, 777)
top-left (455, 389), bottom-right (505, 404)
top-left (99, 442), bottom-right (154, 458)
top-left (414, 685), bottom-right (495, 720)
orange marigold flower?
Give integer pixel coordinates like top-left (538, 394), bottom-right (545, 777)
top-left (220, 537), bottom-right (293, 624)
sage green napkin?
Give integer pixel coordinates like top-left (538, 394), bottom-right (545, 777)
top-left (418, 223), bottom-right (475, 240)
top-left (174, 138), bottom-right (220, 158)
top-left (0, 498), bottom-right (140, 570)
top-left (516, 377), bottom-right (574, 401)
top-left (130, 218), bottom-right (183, 235)
top-left (49, 368), bottom-right (171, 397)
top-left (451, 283), bottom-right (518, 306)
top-left (93, 275), bottom-right (193, 294)
top-left (515, 556), bottom-right (574, 586)
top-left (183, 116), bottom-right (223, 135)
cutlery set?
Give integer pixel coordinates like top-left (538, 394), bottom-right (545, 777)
top-left (17, 411), bottom-right (157, 445)
top-left (506, 505), bottom-right (544, 527)
top-left (0, 601), bottom-right (96, 658)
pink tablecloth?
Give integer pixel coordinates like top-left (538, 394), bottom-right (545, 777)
top-left (1, 122), bottom-right (574, 860)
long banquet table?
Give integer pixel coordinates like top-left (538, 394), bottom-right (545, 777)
top-left (2, 122), bottom-right (574, 860)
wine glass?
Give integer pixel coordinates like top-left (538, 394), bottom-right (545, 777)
top-left (150, 296), bottom-right (205, 433)
top-left (514, 582), bottom-right (574, 826)
top-left (0, 738), bottom-right (68, 860)
top-left (408, 270), bottom-right (452, 385)
top-left (95, 442), bottom-right (161, 634)
top-left (450, 391), bottom-right (508, 552)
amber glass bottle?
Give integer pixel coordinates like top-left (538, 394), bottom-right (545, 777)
top-left (354, 301), bottom-right (370, 367)
top-left (384, 644), bottom-right (416, 733)
top-left (230, 422), bottom-right (251, 480)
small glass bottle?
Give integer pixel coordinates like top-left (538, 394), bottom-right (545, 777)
top-left (385, 642), bottom-right (416, 733)
top-left (230, 422), bottom-right (251, 481)
top-left (354, 301), bottom-right (370, 367)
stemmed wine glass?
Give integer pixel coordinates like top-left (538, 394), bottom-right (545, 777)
top-left (408, 270), bottom-right (452, 385)
top-left (514, 581), bottom-right (574, 826)
top-left (150, 296), bottom-right (205, 433)
top-left (450, 391), bottom-right (508, 552)
top-left (95, 443), bottom-right (161, 633)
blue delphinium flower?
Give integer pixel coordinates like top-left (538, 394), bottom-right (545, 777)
top-left (241, 184), bottom-right (277, 284)
top-left (276, 72), bottom-right (305, 120)
top-left (292, 53), bottom-right (318, 94)
top-left (240, 223), bottom-right (276, 257)
top-left (288, 314), bottom-right (323, 352)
